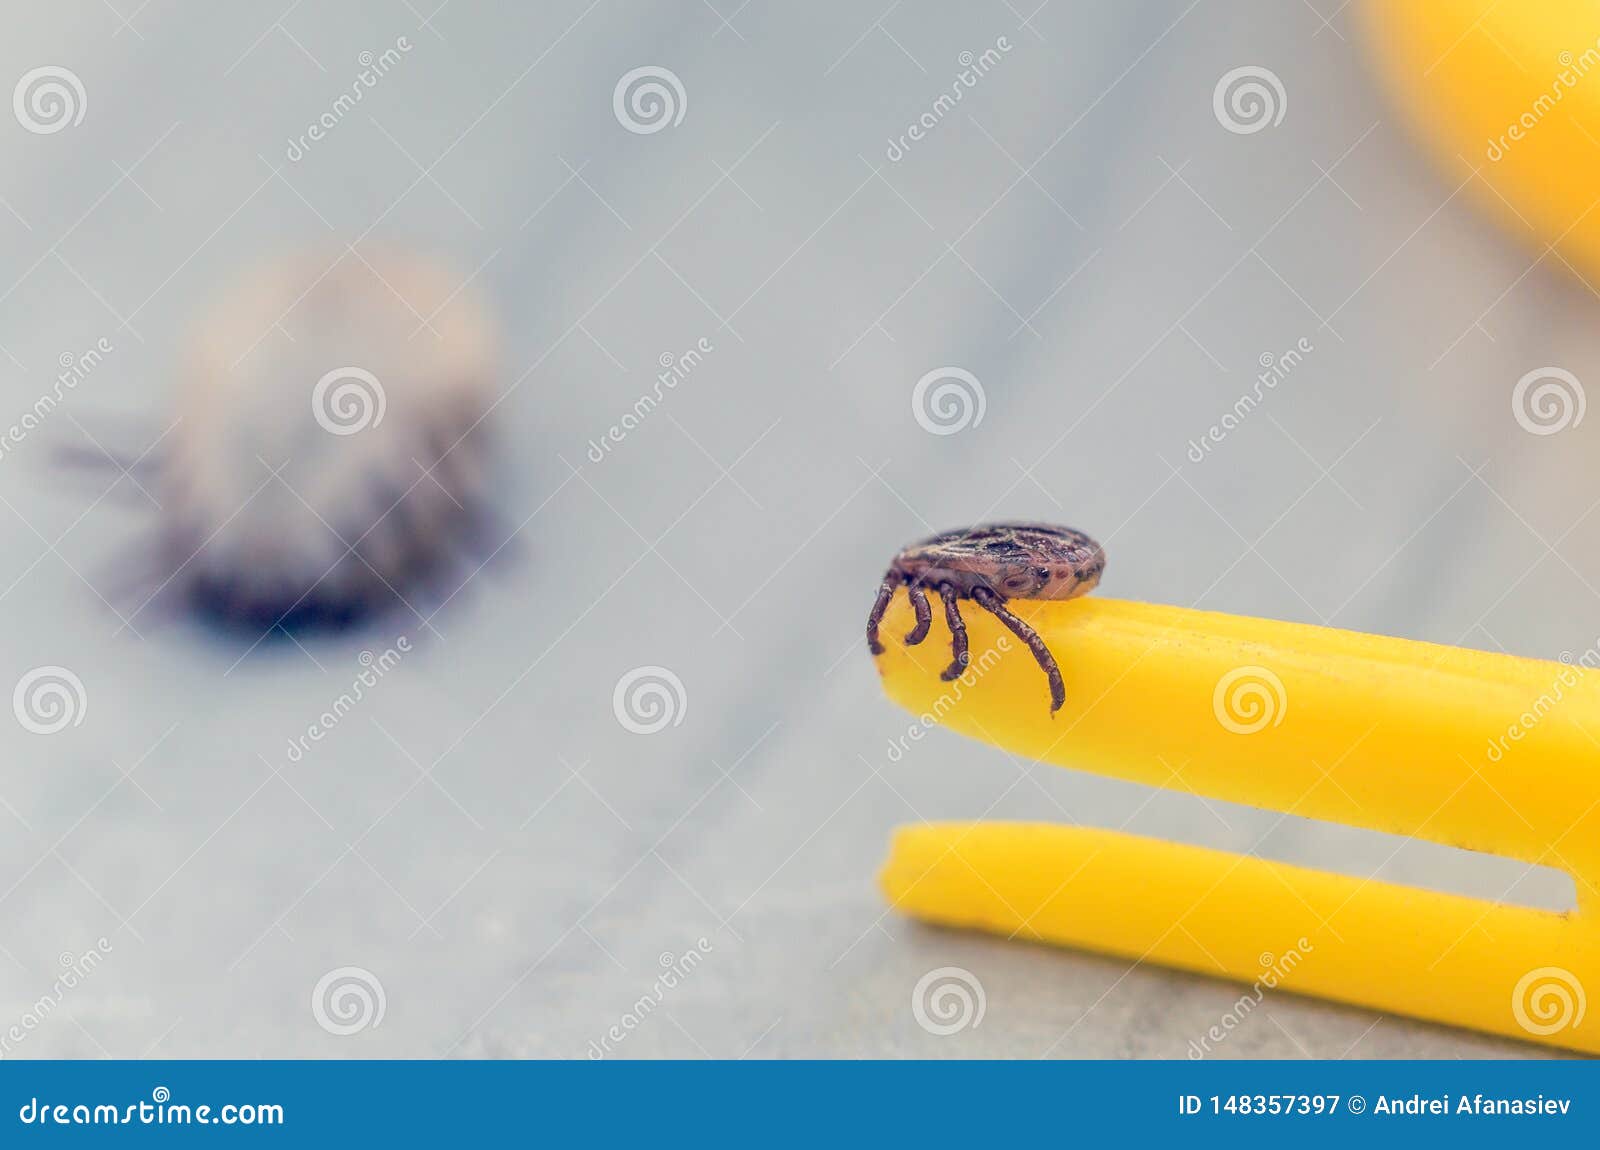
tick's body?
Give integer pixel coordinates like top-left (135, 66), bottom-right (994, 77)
top-left (161, 248), bottom-right (499, 629)
top-left (866, 523), bottom-right (1105, 714)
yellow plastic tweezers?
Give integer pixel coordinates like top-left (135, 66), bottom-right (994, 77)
top-left (872, 594), bottom-right (1599, 1054)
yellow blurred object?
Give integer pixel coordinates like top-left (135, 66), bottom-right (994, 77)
top-left (872, 593), bottom-right (1600, 1053)
top-left (1365, 0), bottom-right (1600, 275)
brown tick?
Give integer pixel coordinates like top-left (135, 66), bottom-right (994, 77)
top-left (866, 522), bottom-right (1105, 714)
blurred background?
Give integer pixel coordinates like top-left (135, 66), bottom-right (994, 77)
top-left (0, 0), bottom-right (1594, 1058)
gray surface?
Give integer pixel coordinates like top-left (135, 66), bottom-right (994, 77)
top-left (0, 1), bottom-right (1589, 1058)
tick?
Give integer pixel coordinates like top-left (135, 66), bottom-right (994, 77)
top-left (76, 247), bottom-right (502, 632)
top-left (865, 522), bottom-right (1105, 714)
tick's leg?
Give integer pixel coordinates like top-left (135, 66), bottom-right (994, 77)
top-left (904, 581), bottom-right (932, 645)
top-left (972, 586), bottom-right (1065, 713)
top-left (938, 584), bottom-right (969, 681)
top-left (866, 569), bottom-right (902, 655)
